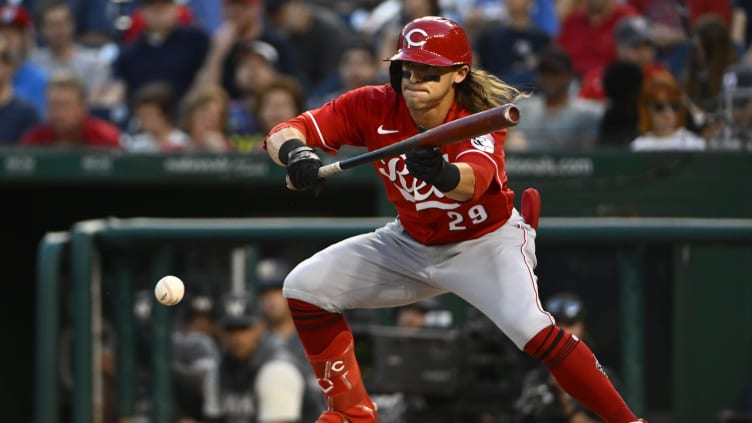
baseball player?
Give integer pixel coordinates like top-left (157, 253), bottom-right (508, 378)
top-left (264, 16), bottom-right (647, 423)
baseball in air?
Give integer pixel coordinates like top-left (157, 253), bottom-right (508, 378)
top-left (154, 275), bottom-right (185, 306)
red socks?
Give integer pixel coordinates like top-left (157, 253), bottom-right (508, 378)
top-left (288, 298), bottom-right (351, 354)
top-left (287, 299), bottom-right (377, 423)
top-left (524, 325), bottom-right (638, 423)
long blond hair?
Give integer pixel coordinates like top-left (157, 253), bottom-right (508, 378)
top-left (455, 69), bottom-right (527, 113)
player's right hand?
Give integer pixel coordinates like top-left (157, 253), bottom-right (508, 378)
top-left (286, 145), bottom-right (323, 190)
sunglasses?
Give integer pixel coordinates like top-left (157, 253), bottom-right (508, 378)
top-left (650, 102), bottom-right (680, 113)
top-left (401, 65), bottom-right (460, 83)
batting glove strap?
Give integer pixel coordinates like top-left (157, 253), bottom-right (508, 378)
top-left (405, 147), bottom-right (461, 193)
top-left (278, 138), bottom-right (306, 165)
top-left (286, 145), bottom-right (323, 191)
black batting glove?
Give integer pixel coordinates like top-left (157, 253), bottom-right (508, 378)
top-left (405, 146), bottom-right (461, 192)
top-left (279, 139), bottom-right (323, 191)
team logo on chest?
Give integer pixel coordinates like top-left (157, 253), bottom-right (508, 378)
top-left (378, 156), bottom-right (460, 211)
top-left (471, 134), bottom-right (495, 153)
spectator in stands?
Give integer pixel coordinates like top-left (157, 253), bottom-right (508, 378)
top-left (254, 256), bottom-right (328, 419)
top-left (710, 63), bottom-right (752, 150)
top-left (250, 76), bottom-right (305, 148)
top-left (628, 0), bottom-right (732, 52)
top-left (631, 70), bottom-right (706, 151)
top-left (226, 40), bottom-right (281, 146)
top-left (266, 0), bottom-right (354, 90)
top-left (474, 0), bottom-right (552, 89)
top-left (554, 0), bottom-right (583, 23)
top-left (0, 4), bottom-right (48, 116)
top-left (448, 0), bottom-right (559, 39)
top-left (0, 39), bottom-right (39, 145)
top-left (516, 292), bottom-right (621, 423)
top-left (736, 2), bottom-right (752, 55)
top-left (121, 1), bottom-right (195, 44)
top-left (129, 289), bottom-right (218, 422)
top-left (256, 258), bottom-right (297, 350)
top-left (507, 46), bottom-right (603, 151)
top-left (598, 60), bottom-right (643, 147)
top-left (580, 16), bottom-right (667, 101)
top-left (112, 0), bottom-right (210, 109)
top-left (197, 0), bottom-right (303, 100)
top-left (123, 81), bottom-right (189, 152)
top-left (185, 0), bottom-right (225, 34)
top-left (30, 1), bottom-right (114, 108)
top-left (556, 0), bottom-right (637, 77)
top-left (172, 292), bottom-right (221, 422)
top-left (309, 37), bottom-right (384, 108)
top-left (180, 84), bottom-right (234, 152)
top-left (181, 292), bottom-right (220, 344)
top-left (230, 75), bottom-right (304, 151)
top-left (202, 292), bottom-right (322, 423)
top-left (21, 72), bottom-right (121, 148)
top-left (683, 14), bottom-right (741, 115)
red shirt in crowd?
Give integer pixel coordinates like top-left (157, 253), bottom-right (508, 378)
top-left (556, 3), bottom-right (638, 77)
top-left (267, 84), bottom-right (515, 245)
top-left (21, 116), bottom-right (121, 148)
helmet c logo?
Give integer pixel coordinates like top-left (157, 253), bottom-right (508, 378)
top-left (405, 28), bottom-right (428, 47)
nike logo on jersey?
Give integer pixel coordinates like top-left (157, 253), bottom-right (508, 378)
top-left (377, 125), bottom-right (399, 135)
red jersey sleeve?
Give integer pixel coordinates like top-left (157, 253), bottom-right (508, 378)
top-left (451, 129), bottom-right (506, 202)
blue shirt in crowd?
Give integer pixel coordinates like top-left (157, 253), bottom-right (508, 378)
top-left (0, 96), bottom-right (40, 145)
top-left (13, 61), bottom-right (48, 118)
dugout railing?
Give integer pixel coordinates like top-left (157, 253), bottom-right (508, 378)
top-left (35, 217), bottom-right (752, 423)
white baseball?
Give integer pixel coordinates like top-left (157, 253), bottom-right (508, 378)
top-left (154, 275), bottom-right (185, 306)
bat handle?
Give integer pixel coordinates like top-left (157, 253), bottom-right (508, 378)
top-left (285, 161), bottom-right (343, 190)
top-left (318, 162), bottom-right (343, 178)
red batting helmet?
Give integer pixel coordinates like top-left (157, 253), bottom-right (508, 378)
top-left (387, 16), bottom-right (471, 94)
top-left (388, 16), bottom-right (472, 67)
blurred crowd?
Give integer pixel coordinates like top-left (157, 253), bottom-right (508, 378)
top-left (0, 0), bottom-right (751, 153)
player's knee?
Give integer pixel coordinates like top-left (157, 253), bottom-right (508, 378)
top-left (280, 259), bottom-right (328, 305)
top-left (281, 262), bottom-right (306, 298)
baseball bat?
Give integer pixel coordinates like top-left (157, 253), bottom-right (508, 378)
top-left (317, 103), bottom-right (519, 178)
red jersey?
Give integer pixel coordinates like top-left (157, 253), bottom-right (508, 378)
top-left (268, 84), bottom-right (515, 245)
top-left (556, 3), bottom-right (637, 76)
top-left (21, 116), bottom-right (121, 148)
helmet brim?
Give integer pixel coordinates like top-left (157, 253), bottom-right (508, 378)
top-left (387, 48), bottom-right (462, 67)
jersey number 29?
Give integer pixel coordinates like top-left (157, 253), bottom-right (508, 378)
top-left (448, 205), bottom-right (488, 231)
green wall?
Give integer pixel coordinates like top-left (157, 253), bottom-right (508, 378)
top-left (674, 245), bottom-right (752, 422)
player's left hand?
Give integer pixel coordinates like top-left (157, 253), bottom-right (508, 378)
top-left (405, 147), bottom-right (460, 192)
